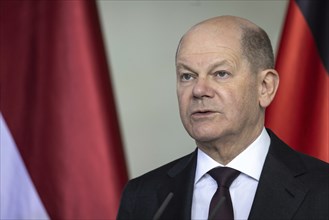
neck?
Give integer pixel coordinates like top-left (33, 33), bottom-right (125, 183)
top-left (197, 126), bottom-right (263, 165)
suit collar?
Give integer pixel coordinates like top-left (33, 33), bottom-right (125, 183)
top-left (248, 129), bottom-right (309, 219)
top-left (156, 150), bottom-right (197, 220)
top-left (153, 130), bottom-right (310, 219)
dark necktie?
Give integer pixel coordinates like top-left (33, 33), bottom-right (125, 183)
top-left (208, 167), bottom-right (241, 220)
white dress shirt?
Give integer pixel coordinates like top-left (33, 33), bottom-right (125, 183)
top-left (191, 128), bottom-right (271, 220)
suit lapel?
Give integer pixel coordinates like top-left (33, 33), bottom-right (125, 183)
top-left (156, 150), bottom-right (197, 220)
top-left (249, 130), bottom-right (309, 220)
top-left (152, 131), bottom-right (310, 219)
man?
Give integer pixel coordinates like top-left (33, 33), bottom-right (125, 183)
top-left (117, 16), bottom-right (329, 220)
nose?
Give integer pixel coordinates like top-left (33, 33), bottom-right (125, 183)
top-left (192, 77), bottom-right (214, 99)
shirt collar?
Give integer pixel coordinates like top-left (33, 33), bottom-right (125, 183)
top-left (194, 128), bottom-right (270, 184)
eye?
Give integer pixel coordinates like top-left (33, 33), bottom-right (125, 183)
top-left (214, 71), bottom-right (230, 78)
top-left (180, 73), bottom-right (195, 81)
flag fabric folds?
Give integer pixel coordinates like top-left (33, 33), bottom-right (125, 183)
top-left (0, 0), bottom-right (128, 219)
top-left (266, 0), bottom-right (329, 162)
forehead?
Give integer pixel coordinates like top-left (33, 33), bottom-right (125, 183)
top-left (177, 22), bottom-right (242, 59)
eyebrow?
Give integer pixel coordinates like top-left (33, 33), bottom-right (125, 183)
top-left (176, 59), bottom-right (232, 73)
top-left (176, 63), bottom-right (195, 73)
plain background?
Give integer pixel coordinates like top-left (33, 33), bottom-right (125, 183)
top-left (96, 0), bottom-right (289, 179)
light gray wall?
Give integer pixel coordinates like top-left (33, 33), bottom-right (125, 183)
top-left (97, 0), bottom-right (288, 179)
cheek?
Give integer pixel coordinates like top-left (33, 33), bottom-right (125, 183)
top-left (232, 85), bottom-right (260, 119)
top-left (177, 91), bottom-right (189, 118)
top-left (177, 87), bottom-right (190, 107)
top-left (224, 84), bottom-right (257, 116)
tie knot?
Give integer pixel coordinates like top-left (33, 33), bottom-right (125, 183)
top-left (208, 167), bottom-right (240, 188)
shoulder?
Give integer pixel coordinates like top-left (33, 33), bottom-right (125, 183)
top-left (298, 149), bottom-right (329, 171)
top-left (267, 129), bottom-right (328, 168)
top-left (296, 151), bottom-right (329, 187)
top-left (267, 128), bottom-right (328, 187)
top-left (256, 129), bottom-right (328, 219)
top-left (292, 150), bottom-right (329, 218)
top-left (117, 151), bottom-right (196, 219)
top-left (125, 151), bottom-right (196, 191)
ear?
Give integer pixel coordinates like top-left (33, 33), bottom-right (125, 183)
top-left (258, 69), bottom-right (279, 108)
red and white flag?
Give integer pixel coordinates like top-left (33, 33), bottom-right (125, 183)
top-left (0, 1), bottom-right (128, 219)
top-left (266, 0), bottom-right (328, 162)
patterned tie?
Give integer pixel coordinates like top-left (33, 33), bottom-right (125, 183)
top-left (208, 167), bottom-right (240, 220)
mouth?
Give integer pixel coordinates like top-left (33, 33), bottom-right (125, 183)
top-left (191, 110), bottom-right (218, 119)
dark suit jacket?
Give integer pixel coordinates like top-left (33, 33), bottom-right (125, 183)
top-left (117, 130), bottom-right (329, 219)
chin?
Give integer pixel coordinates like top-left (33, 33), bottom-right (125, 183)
top-left (190, 126), bottom-right (232, 143)
top-left (190, 131), bottom-right (221, 143)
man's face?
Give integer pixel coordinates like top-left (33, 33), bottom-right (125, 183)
top-left (176, 25), bottom-right (263, 146)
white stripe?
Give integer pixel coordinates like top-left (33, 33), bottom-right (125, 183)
top-left (0, 113), bottom-right (49, 220)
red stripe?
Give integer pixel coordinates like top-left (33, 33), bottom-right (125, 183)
top-left (266, 0), bottom-right (329, 162)
top-left (1, 1), bottom-right (128, 218)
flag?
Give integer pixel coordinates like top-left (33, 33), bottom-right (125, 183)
top-left (266, 0), bottom-right (329, 162)
top-left (0, 0), bottom-right (128, 219)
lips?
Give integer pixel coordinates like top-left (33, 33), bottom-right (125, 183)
top-left (191, 110), bottom-right (218, 119)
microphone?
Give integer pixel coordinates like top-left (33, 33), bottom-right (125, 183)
top-left (208, 196), bottom-right (226, 220)
top-left (152, 192), bottom-right (174, 220)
